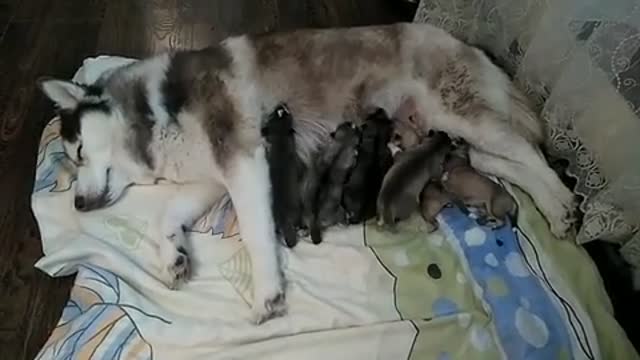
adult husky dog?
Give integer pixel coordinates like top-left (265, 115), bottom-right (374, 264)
top-left (38, 23), bottom-right (575, 323)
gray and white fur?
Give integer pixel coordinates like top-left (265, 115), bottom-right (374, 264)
top-left (37, 23), bottom-right (575, 324)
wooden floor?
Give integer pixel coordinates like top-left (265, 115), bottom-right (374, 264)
top-left (0, 1), bottom-right (415, 358)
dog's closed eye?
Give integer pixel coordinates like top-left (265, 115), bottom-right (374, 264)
top-left (77, 145), bottom-right (84, 162)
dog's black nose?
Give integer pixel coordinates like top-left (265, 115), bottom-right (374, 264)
top-left (74, 196), bottom-right (86, 210)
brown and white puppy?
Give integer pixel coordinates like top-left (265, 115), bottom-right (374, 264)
top-left (389, 96), bottom-right (427, 149)
top-left (441, 147), bottom-right (517, 227)
top-left (377, 131), bottom-right (451, 227)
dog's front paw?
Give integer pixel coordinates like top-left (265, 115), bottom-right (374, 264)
top-left (550, 198), bottom-right (577, 239)
top-left (163, 246), bottom-right (191, 290)
top-left (550, 210), bottom-right (576, 239)
top-left (251, 286), bottom-right (287, 325)
top-left (550, 220), bottom-right (571, 239)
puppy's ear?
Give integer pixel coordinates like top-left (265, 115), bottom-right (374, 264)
top-left (394, 96), bottom-right (417, 120)
top-left (37, 77), bottom-right (86, 110)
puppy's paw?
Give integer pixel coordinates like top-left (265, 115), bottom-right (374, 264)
top-left (422, 218), bottom-right (438, 232)
top-left (426, 224), bottom-right (439, 233)
top-left (164, 246), bottom-right (191, 290)
top-left (485, 217), bottom-right (504, 229)
top-left (251, 289), bottom-right (287, 325)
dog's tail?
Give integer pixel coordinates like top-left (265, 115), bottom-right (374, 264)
top-left (507, 83), bottom-right (544, 145)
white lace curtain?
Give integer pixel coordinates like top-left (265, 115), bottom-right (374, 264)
top-left (414, 0), bottom-right (640, 265)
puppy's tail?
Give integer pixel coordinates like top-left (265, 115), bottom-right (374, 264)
top-left (282, 222), bottom-right (298, 248)
top-left (310, 222), bottom-right (323, 245)
top-left (507, 83), bottom-right (544, 145)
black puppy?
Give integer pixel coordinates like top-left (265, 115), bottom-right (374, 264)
top-left (262, 104), bottom-right (300, 248)
top-left (342, 109), bottom-right (393, 224)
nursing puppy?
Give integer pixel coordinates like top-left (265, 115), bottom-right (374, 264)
top-left (38, 23), bottom-right (574, 324)
top-left (377, 131), bottom-right (451, 227)
top-left (262, 104), bottom-right (300, 248)
top-left (342, 109), bottom-right (393, 224)
top-left (308, 122), bottom-right (360, 244)
top-left (419, 181), bottom-right (453, 231)
top-left (389, 97), bottom-right (425, 149)
top-left (441, 147), bottom-right (516, 227)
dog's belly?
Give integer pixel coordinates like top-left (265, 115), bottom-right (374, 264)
top-left (251, 24), bottom-right (444, 126)
top-left (244, 24), bottom-right (469, 160)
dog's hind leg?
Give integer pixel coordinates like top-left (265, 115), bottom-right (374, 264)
top-left (224, 146), bottom-right (286, 324)
top-left (425, 101), bottom-right (574, 237)
top-left (468, 147), bottom-right (574, 238)
top-left (157, 182), bottom-right (223, 289)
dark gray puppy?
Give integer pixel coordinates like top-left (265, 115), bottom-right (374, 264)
top-left (377, 131), bottom-right (451, 227)
top-left (343, 109), bottom-right (393, 224)
top-left (306, 122), bottom-right (360, 244)
top-left (262, 104), bottom-right (300, 248)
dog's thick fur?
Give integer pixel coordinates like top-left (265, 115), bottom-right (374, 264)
top-left (38, 23), bottom-right (575, 323)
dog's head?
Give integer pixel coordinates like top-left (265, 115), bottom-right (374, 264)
top-left (38, 78), bottom-right (157, 211)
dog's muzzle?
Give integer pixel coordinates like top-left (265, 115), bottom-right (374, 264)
top-left (74, 196), bottom-right (87, 211)
top-left (74, 193), bottom-right (110, 212)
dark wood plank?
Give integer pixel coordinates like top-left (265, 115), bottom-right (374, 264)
top-left (96, 0), bottom-right (415, 56)
top-left (11, 0), bottom-right (106, 23)
top-left (0, 1), bottom-right (12, 42)
top-left (0, 16), bottom-right (102, 360)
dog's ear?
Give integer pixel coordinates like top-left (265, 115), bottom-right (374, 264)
top-left (37, 77), bottom-right (86, 110)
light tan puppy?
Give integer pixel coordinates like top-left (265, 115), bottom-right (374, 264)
top-left (419, 181), bottom-right (452, 232)
top-left (440, 147), bottom-right (516, 227)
